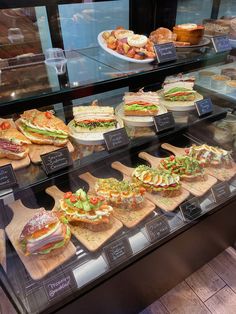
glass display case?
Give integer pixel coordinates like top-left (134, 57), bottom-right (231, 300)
top-left (0, 1), bottom-right (236, 314)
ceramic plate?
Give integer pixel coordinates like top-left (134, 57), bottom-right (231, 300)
top-left (158, 91), bottom-right (203, 111)
top-left (175, 37), bottom-right (211, 50)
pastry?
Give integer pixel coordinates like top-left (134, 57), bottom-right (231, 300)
top-left (173, 23), bottom-right (204, 45)
top-left (59, 189), bottom-right (113, 231)
top-left (149, 27), bottom-right (177, 44)
top-left (95, 178), bottom-right (145, 209)
top-left (132, 165), bottom-right (181, 197)
top-left (221, 68), bottom-right (236, 79)
top-left (16, 109), bottom-right (69, 146)
top-left (226, 80), bottom-right (236, 92)
top-left (211, 75), bottom-right (231, 90)
top-left (19, 210), bottom-right (71, 256)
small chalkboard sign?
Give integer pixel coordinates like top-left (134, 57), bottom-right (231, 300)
top-left (41, 147), bottom-right (72, 175)
top-left (44, 270), bottom-right (77, 301)
top-left (211, 181), bottom-right (231, 203)
top-left (103, 236), bottom-right (132, 267)
top-left (154, 42), bottom-right (177, 63)
top-left (180, 197), bottom-right (202, 221)
top-left (145, 216), bottom-right (170, 242)
top-left (103, 127), bottom-right (130, 152)
top-left (195, 97), bottom-right (213, 117)
top-left (212, 35), bottom-right (232, 53)
top-left (153, 112), bottom-right (175, 133)
top-left (0, 164), bottom-right (17, 190)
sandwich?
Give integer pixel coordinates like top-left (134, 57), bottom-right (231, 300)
top-left (186, 144), bottom-right (233, 168)
top-left (159, 155), bottom-right (206, 181)
top-left (123, 90), bottom-right (160, 116)
top-left (16, 109), bottom-right (69, 146)
top-left (94, 178), bottom-right (146, 209)
top-left (72, 105), bottom-right (117, 133)
top-left (19, 210), bottom-right (71, 256)
top-left (163, 75), bottom-right (196, 101)
top-left (0, 123), bottom-right (31, 160)
top-left (132, 165), bottom-right (181, 197)
top-left (59, 188), bottom-right (113, 231)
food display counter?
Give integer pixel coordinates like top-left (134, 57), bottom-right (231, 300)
top-left (0, 1), bottom-right (236, 314)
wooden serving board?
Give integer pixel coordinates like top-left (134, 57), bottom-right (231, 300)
top-left (45, 186), bottom-right (123, 252)
top-left (29, 141), bottom-right (74, 164)
top-left (79, 172), bottom-right (156, 228)
top-left (139, 151), bottom-right (217, 197)
top-left (6, 201), bottom-right (76, 281)
top-left (161, 143), bottom-right (236, 182)
top-left (111, 161), bottom-right (190, 212)
top-left (0, 229), bottom-right (6, 272)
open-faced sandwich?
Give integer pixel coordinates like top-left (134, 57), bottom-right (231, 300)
top-left (159, 155), bottom-right (206, 181)
top-left (186, 144), bottom-right (233, 168)
top-left (132, 165), bottom-right (181, 197)
top-left (72, 104), bottom-right (117, 133)
top-left (94, 178), bottom-right (146, 209)
top-left (15, 109), bottom-right (69, 146)
top-left (59, 189), bottom-right (113, 231)
top-left (163, 74), bottom-right (196, 101)
top-left (19, 210), bottom-right (71, 256)
top-left (0, 121), bottom-right (31, 160)
top-left (123, 89), bottom-right (160, 116)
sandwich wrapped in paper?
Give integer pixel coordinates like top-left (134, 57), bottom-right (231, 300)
top-left (16, 109), bottom-right (69, 146)
top-left (0, 123), bottom-right (31, 160)
top-left (163, 75), bottom-right (196, 101)
top-left (72, 105), bottom-right (117, 133)
top-left (123, 89), bottom-right (160, 116)
top-left (19, 210), bottom-right (71, 256)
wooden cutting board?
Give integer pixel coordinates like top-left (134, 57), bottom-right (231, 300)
top-left (6, 201), bottom-right (76, 281)
top-left (45, 185), bottom-right (123, 252)
top-left (29, 141), bottom-right (74, 164)
top-left (139, 152), bottom-right (217, 197)
top-left (161, 143), bottom-right (236, 182)
top-left (79, 172), bottom-right (156, 228)
top-left (111, 161), bottom-right (190, 212)
top-left (0, 229), bottom-right (6, 272)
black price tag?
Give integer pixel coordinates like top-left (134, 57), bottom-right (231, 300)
top-left (180, 197), bottom-right (202, 221)
top-left (211, 181), bottom-right (231, 203)
top-left (153, 112), bottom-right (175, 133)
top-left (0, 164), bottom-right (17, 190)
top-left (44, 270), bottom-right (77, 301)
top-left (145, 216), bottom-right (170, 242)
top-left (154, 42), bottom-right (177, 63)
top-left (103, 236), bottom-right (132, 267)
top-left (103, 128), bottom-right (130, 152)
top-left (212, 35), bottom-right (232, 53)
top-left (195, 97), bottom-right (213, 117)
top-left (41, 147), bottom-right (73, 175)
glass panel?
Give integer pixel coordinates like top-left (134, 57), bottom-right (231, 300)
top-left (176, 0), bottom-right (213, 24)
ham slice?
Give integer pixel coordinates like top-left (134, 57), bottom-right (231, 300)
top-left (123, 91), bottom-right (160, 105)
top-left (0, 140), bottom-right (23, 153)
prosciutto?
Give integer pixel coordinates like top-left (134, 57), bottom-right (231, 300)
top-left (0, 140), bottom-right (23, 153)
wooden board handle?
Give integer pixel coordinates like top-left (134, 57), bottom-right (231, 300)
top-left (111, 161), bottom-right (133, 178)
top-left (8, 199), bottom-right (40, 216)
top-left (79, 172), bottom-right (97, 194)
top-left (45, 185), bottom-right (64, 210)
top-left (138, 152), bottom-right (161, 168)
top-left (161, 143), bottom-right (184, 156)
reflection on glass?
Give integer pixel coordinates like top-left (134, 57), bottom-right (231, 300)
top-left (45, 48), bottom-right (67, 75)
top-left (8, 27), bottom-right (24, 43)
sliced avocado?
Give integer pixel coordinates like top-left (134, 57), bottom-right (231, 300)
top-left (83, 201), bottom-right (91, 212)
top-left (23, 124), bottom-right (67, 139)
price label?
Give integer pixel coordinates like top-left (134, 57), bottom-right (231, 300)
top-left (41, 147), bottom-right (73, 175)
top-left (195, 97), bottom-right (213, 117)
top-left (145, 216), bottom-right (170, 242)
top-left (44, 270), bottom-right (77, 301)
top-left (212, 35), bottom-right (232, 53)
top-left (180, 197), bottom-right (202, 221)
top-left (153, 112), bottom-right (175, 133)
top-left (103, 127), bottom-right (130, 152)
top-left (103, 236), bottom-right (132, 267)
top-left (211, 181), bottom-right (231, 203)
top-left (0, 164), bottom-right (17, 190)
top-left (154, 42), bottom-right (177, 63)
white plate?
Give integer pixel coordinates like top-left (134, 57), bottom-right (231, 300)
top-left (115, 103), bottom-right (167, 127)
top-left (97, 31), bottom-right (155, 64)
top-left (159, 91), bottom-right (203, 111)
top-left (175, 37), bottom-right (211, 51)
top-left (229, 38), bottom-right (236, 48)
top-left (68, 119), bottom-right (123, 145)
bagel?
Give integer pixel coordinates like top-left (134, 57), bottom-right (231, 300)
top-left (113, 29), bottom-right (134, 40)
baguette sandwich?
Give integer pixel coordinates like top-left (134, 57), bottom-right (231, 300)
top-left (16, 109), bottom-right (69, 146)
top-left (59, 189), bottom-right (113, 231)
top-left (19, 210), bottom-right (71, 256)
top-left (123, 90), bottom-right (160, 116)
top-left (0, 122), bottom-right (31, 160)
top-left (72, 106), bottom-right (117, 133)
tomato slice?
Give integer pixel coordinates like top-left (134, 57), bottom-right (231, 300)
top-left (64, 191), bottom-right (72, 199)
